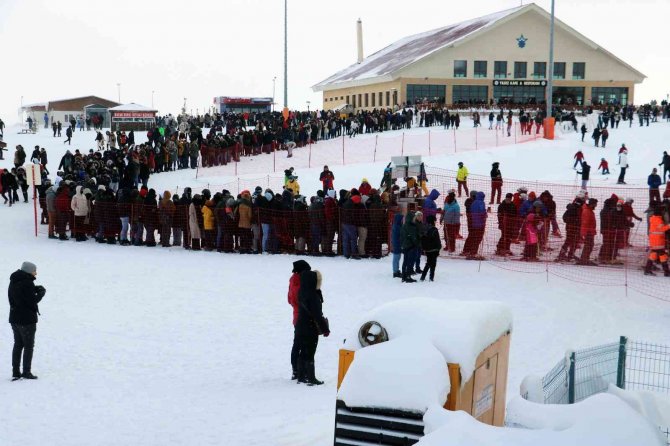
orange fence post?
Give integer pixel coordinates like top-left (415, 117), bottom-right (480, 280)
top-left (428, 130), bottom-right (431, 156)
top-left (373, 134), bottom-right (378, 163)
top-left (543, 118), bottom-right (555, 140)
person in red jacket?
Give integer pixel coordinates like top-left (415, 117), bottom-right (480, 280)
top-left (288, 260), bottom-right (311, 380)
top-left (573, 150), bottom-right (585, 169)
top-left (598, 158), bottom-right (610, 174)
top-left (578, 198), bottom-right (598, 265)
top-left (358, 178), bottom-right (372, 196)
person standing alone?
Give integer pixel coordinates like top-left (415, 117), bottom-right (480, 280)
top-left (8, 261), bottom-right (46, 380)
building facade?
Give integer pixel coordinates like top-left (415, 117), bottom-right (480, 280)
top-left (313, 4), bottom-right (645, 111)
top-left (21, 95), bottom-right (120, 128)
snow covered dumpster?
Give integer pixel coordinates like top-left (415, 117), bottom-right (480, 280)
top-left (334, 298), bottom-right (512, 445)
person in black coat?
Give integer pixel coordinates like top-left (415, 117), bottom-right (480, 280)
top-left (420, 216), bottom-right (441, 281)
top-left (295, 270), bottom-right (329, 385)
top-left (8, 261), bottom-right (46, 380)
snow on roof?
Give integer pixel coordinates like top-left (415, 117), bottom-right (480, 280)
top-left (338, 336), bottom-right (451, 413)
top-left (340, 298), bottom-right (513, 385)
top-left (108, 103), bottom-right (157, 112)
top-left (313, 5), bottom-right (525, 90)
top-left (419, 394), bottom-right (665, 446)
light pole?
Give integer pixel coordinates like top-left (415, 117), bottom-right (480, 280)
top-left (283, 0), bottom-right (288, 109)
top-left (546, 0), bottom-right (555, 121)
top-left (117, 83), bottom-right (121, 103)
top-left (272, 76), bottom-right (277, 112)
top-left (152, 90), bottom-right (155, 109)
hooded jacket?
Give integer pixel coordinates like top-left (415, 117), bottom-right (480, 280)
top-left (442, 196), bottom-right (461, 225)
top-left (422, 189), bottom-right (440, 218)
top-left (470, 192), bottom-right (487, 229)
top-left (70, 185), bottom-right (89, 217)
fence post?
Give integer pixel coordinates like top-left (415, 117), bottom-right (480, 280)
top-left (568, 351), bottom-right (576, 404)
top-left (617, 336), bottom-right (628, 389)
top-left (401, 132), bottom-right (405, 156)
top-left (453, 127), bottom-right (457, 153)
top-left (373, 134), bottom-right (378, 163)
top-left (273, 143), bottom-right (276, 173)
top-left (342, 133), bottom-right (345, 165)
top-left (428, 130), bottom-right (431, 156)
top-left (309, 140), bottom-right (312, 169)
top-left (475, 126), bottom-right (478, 150)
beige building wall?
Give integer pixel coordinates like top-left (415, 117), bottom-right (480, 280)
top-left (320, 7), bottom-right (642, 110)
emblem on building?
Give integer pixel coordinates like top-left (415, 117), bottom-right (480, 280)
top-left (517, 34), bottom-right (528, 48)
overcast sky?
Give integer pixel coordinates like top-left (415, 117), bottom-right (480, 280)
top-left (1, 0), bottom-right (667, 124)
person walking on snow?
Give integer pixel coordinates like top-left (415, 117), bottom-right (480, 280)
top-left (456, 162), bottom-right (469, 197)
top-left (573, 150), bottom-right (584, 169)
top-left (8, 261), bottom-right (46, 380)
top-left (580, 123), bottom-right (587, 142)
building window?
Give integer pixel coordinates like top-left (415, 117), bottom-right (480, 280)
top-left (592, 87), bottom-right (629, 105)
top-left (371, 92), bottom-right (375, 107)
top-left (553, 62), bottom-right (566, 79)
top-left (572, 62), bottom-right (585, 80)
top-left (474, 61), bottom-right (487, 78)
top-left (385, 91), bottom-right (390, 107)
top-left (493, 85), bottom-right (546, 105)
top-left (352, 95), bottom-right (356, 108)
top-left (452, 85), bottom-right (488, 105)
top-left (358, 94), bottom-right (362, 107)
top-left (378, 92), bottom-right (382, 107)
top-left (406, 84), bottom-right (446, 106)
top-left (364, 93), bottom-right (369, 107)
top-left (553, 87), bottom-right (585, 106)
top-left (533, 62), bottom-right (546, 79)
top-left (494, 61), bottom-right (507, 79)
top-left (454, 60), bottom-right (467, 78)
top-left (514, 62), bottom-right (527, 79)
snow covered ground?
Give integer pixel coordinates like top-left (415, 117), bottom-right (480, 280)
top-left (1, 118), bottom-right (670, 445)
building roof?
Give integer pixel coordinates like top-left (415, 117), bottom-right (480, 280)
top-left (313, 3), bottom-right (646, 91)
top-left (109, 103), bottom-right (157, 112)
top-left (46, 96), bottom-right (120, 111)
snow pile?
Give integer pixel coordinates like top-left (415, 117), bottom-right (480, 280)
top-left (608, 385), bottom-right (670, 431)
top-left (341, 298), bottom-right (513, 381)
top-left (418, 394), bottom-right (665, 446)
top-left (337, 336), bottom-right (450, 412)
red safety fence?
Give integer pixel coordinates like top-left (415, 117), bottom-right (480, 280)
top-left (195, 122), bottom-right (543, 178)
top-left (425, 166), bottom-right (669, 301)
top-left (34, 162), bottom-right (669, 302)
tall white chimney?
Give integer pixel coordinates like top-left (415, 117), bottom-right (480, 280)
top-left (356, 18), bottom-right (364, 64)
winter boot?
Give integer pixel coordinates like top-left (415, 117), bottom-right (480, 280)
top-left (644, 260), bottom-right (656, 276)
top-left (297, 360), bottom-right (308, 384)
top-left (393, 272), bottom-right (402, 279)
top-left (291, 366), bottom-right (298, 380)
top-left (191, 238), bottom-right (201, 251)
top-left (21, 372), bottom-right (38, 380)
top-left (402, 273), bottom-right (416, 283)
top-left (306, 361), bottom-right (324, 386)
top-left (663, 262), bottom-right (670, 277)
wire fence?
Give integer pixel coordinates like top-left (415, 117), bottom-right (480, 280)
top-left (193, 122), bottom-right (543, 178)
top-left (34, 162), bottom-right (670, 302)
top-left (526, 337), bottom-right (670, 444)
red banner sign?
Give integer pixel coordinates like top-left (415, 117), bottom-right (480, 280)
top-left (112, 112), bottom-right (155, 118)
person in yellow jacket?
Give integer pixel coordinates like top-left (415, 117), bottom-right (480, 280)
top-left (286, 175), bottom-right (300, 195)
top-left (201, 198), bottom-right (216, 251)
top-left (456, 162), bottom-right (469, 197)
top-left (644, 205), bottom-right (670, 276)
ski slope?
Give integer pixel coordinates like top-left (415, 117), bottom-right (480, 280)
top-left (1, 118), bottom-right (669, 445)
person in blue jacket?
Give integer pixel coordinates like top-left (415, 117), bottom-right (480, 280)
top-left (461, 192), bottom-right (487, 258)
top-left (390, 213), bottom-right (404, 278)
top-left (441, 190), bottom-right (461, 253)
top-left (648, 167), bottom-right (662, 204)
top-left (422, 189), bottom-right (440, 219)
